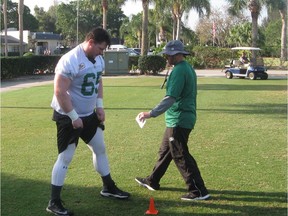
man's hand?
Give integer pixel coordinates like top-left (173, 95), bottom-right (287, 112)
top-left (72, 118), bottom-right (83, 129)
top-left (138, 112), bottom-right (151, 122)
top-left (96, 108), bottom-right (105, 122)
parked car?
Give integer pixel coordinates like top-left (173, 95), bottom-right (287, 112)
top-left (108, 44), bottom-right (127, 51)
top-left (130, 48), bottom-right (141, 54)
top-left (127, 48), bottom-right (140, 56)
top-left (223, 47), bottom-right (268, 80)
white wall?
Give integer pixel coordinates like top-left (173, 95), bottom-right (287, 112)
top-left (3, 29), bottom-right (30, 44)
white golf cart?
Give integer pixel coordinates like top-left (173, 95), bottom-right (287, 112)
top-left (223, 47), bottom-right (268, 80)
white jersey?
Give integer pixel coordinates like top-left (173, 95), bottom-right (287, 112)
top-left (51, 44), bottom-right (104, 117)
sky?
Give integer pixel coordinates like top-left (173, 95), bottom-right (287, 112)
top-left (11, 0), bottom-right (267, 31)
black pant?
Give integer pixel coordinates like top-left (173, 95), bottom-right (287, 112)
top-left (148, 127), bottom-right (208, 194)
top-left (53, 111), bottom-right (104, 154)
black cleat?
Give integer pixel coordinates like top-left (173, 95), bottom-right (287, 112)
top-left (100, 182), bottom-right (130, 199)
top-left (46, 199), bottom-right (73, 215)
top-left (181, 191), bottom-right (210, 201)
top-left (135, 177), bottom-right (160, 191)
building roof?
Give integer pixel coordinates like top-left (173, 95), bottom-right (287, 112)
top-left (1, 35), bottom-right (27, 45)
top-left (32, 32), bottom-right (62, 40)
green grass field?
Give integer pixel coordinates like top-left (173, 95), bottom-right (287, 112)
top-left (1, 76), bottom-right (287, 216)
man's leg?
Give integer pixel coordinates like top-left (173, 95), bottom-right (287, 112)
top-left (136, 128), bottom-right (173, 190)
top-left (87, 129), bottom-right (130, 199)
top-left (148, 127), bottom-right (174, 184)
top-left (169, 127), bottom-right (209, 199)
top-left (47, 144), bottom-right (76, 215)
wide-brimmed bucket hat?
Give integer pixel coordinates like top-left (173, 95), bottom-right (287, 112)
top-left (159, 40), bottom-right (190, 56)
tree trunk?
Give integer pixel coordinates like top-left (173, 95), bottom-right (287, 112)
top-left (137, 30), bottom-right (141, 48)
top-left (18, 0), bottom-right (24, 56)
top-left (176, 15), bottom-right (181, 40)
top-left (141, 0), bottom-right (149, 56)
top-left (279, 9), bottom-right (287, 61)
top-left (250, 12), bottom-right (258, 64)
top-left (251, 12), bottom-right (258, 48)
top-left (159, 26), bottom-right (166, 43)
top-left (172, 13), bottom-right (177, 40)
top-left (102, 0), bottom-right (108, 30)
top-left (155, 28), bottom-right (159, 47)
top-left (3, 0), bottom-right (8, 56)
top-left (248, 0), bottom-right (260, 63)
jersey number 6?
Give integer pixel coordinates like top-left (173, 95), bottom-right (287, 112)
top-left (81, 72), bottom-right (101, 96)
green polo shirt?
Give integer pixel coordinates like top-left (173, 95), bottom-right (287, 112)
top-left (165, 60), bottom-right (197, 129)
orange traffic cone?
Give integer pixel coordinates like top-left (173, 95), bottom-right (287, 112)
top-left (145, 197), bottom-right (159, 215)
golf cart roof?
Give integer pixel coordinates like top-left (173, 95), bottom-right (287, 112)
top-left (231, 47), bottom-right (261, 51)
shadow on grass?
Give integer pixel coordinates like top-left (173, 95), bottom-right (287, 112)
top-left (1, 103), bottom-right (287, 119)
top-left (198, 83), bottom-right (287, 91)
top-left (199, 103), bottom-right (287, 118)
top-left (0, 106), bottom-right (150, 111)
top-left (1, 173), bottom-right (287, 216)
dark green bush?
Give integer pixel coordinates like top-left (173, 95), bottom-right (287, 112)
top-left (1, 55), bottom-right (61, 79)
top-left (128, 56), bottom-right (140, 70)
top-left (23, 52), bottom-right (35, 57)
top-left (138, 55), bottom-right (166, 75)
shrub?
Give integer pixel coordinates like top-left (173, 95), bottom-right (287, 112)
top-left (1, 55), bottom-right (61, 79)
top-left (23, 52), bottom-right (35, 57)
top-left (128, 56), bottom-right (140, 70)
top-left (138, 55), bottom-right (166, 75)
top-left (185, 46), bottom-right (231, 69)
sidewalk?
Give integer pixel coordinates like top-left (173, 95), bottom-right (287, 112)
top-left (1, 74), bottom-right (55, 93)
top-left (1, 69), bottom-right (287, 93)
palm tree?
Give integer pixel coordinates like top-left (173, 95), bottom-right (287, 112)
top-left (18, 0), bottom-right (24, 56)
top-left (119, 14), bottom-right (142, 47)
top-left (227, 0), bottom-right (287, 61)
top-left (102, 0), bottom-right (108, 29)
top-left (227, 0), bottom-right (264, 62)
top-left (141, 0), bottom-right (149, 55)
top-left (152, 0), bottom-right (173, 45)
top-left (84, 0), bottom-right (125, 30)
top-left (171, 0), bottom-right (210, 40)
top-left (278, 1), bottom-right (287, 61)
top-left (3, 0), bottom-right (8, 56)
top-left (130, 0), bottom-right (150, 55)
top-left (266, 0), bottom-right (287, 61)
top-left (228, 22), bottom-right (252, 46)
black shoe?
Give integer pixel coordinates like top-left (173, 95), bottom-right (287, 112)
top-left (135, 177), bottom-right (160, 191)
top-left (181, 191), bottom-right (210, 201)
top-left (46, 199), bottom-right (73, 216)
top-left (100, 182), bottom-right (130, 199)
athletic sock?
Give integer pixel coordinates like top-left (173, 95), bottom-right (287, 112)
top-left (101, 174), bottom-right (114, 187)
top-left (51, 184), bottom-right (62, 200)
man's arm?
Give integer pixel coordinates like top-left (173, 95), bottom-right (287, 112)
top-left (150, 96), bottom-right (176, 117)
top-left (54, 74), bottom-right (73, 113)
top-left (54, 74), bottom-right (83, 128)
top-left (138, 96), bottom-right (176, 121)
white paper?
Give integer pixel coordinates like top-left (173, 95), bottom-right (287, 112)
top-left (135, 115), bottom-right (146, 128)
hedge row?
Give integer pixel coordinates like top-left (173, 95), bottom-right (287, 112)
top-left (1, 47), bottom-right (232, 79)
top-left (1, 55), bottom-right (61, 79)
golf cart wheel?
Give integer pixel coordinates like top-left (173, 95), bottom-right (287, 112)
top-left (226, 71), bottom-right (233, 79)
top-left (249, 72), bottom-right (256, 80)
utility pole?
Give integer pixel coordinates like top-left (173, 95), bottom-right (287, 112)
top-left (18, 0), bottom-right (24, 56)
top-left (3, 0), bottom-right (8, 56)
top-left (76, 0), bottom-right (79, 45)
